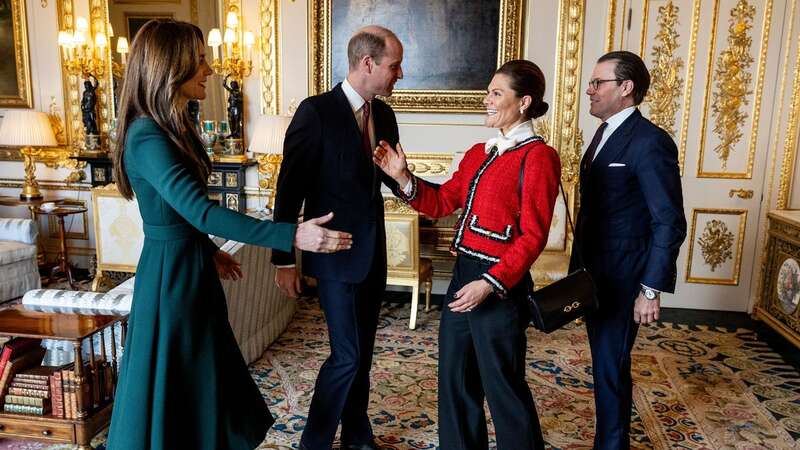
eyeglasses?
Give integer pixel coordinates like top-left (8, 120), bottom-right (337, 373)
top-left (588, 78), bottom-right (623, 91)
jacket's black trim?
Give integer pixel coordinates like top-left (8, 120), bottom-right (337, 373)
top-left (481, 272), bottom-right (508, 295)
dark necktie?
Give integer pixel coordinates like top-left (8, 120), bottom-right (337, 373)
top-left (361, 101), bottom-right (372, 159)
top-left (581, 122), bottom-right (608, 174)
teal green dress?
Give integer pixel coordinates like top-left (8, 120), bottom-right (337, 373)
top-left (106, 118), bottom-right (296, 450)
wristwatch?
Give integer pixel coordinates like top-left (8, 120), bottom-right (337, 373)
top-left (641, 286), bottom-right (659, 300)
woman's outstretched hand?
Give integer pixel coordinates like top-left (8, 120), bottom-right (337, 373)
top-left (214, 250), bottom-right (243, 281)
top-left (294, 212), bottom-right (353, 253)
top-left (373, 140), bottom-right (411, 187)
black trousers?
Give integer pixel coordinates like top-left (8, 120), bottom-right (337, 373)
top-left (300, 260), bottom-right (385, 450)
top-left (438, 255), bottom-right (545, 450)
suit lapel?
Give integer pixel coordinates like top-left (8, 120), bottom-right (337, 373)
top-left (591, 109), bottom-right (641, 169)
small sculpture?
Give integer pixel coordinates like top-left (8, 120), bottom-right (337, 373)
top-left (187, 100), bottom-right (201, 130)
top-left (222, 75), bottom-right (243, 140)
top-left (80, 75), bottom-right (99, 137)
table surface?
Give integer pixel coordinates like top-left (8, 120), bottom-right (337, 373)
top-left (0, 197), bottom-right (64, 207)
top-left (0, 304), bottom-right (122, 341)
top-left (33, 206), bottom-right (88, 216)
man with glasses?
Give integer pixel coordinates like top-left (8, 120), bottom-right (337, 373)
top-left (571, 51), bottom-right (686, 450)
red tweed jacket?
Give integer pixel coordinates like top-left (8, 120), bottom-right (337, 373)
top-left (399, 137), bottom-right (561, 295)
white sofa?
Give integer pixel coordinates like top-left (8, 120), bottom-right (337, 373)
top-left (0, 218), bottom-right (40, 302)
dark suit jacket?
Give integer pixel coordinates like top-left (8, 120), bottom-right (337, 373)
top-left (571, 109), bottom-right (686, 293)
top-left (270, 83), bottom-right (400, 283)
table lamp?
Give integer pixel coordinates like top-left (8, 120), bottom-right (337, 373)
top-left (0, 110), bottom-right (58, 200)
top-left (249, 115), bottom-right (291, 211)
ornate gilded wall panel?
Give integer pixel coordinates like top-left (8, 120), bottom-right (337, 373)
top-left (777, 18), bottom-right (800, 208)
top-left (696, 0), bottom-right (772, 179)
top-left (685, 208), bottom-right (748, 285)
top-left (258, 0), bottom-right (280, 114)
top-left (636, 0), bottom-right (700, 176)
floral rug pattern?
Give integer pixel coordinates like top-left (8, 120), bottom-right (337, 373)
top-left (1, 299), bottom-right (799, 449)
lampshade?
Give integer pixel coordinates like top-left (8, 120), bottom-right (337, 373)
top-left (249, 115), bottom-right (292, 154)
top-left (0, 110), bottom-right (57, 147)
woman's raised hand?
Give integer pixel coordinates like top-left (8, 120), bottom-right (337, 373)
top-left (374, 141), bottom-right (411, 187)
top-left (294, 212), bottom-right (353, 253)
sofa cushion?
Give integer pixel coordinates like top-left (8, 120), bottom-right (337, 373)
top-left (0, 240), bottom-right (37, 265)
top-left (0, 258), bottom-right (40, 302)
top-left (0, 218), bottom-right (38, 244)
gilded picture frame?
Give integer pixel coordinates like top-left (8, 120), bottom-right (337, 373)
top-left (0, 0), bottom-right (32, 108)
top-left (309, 0), bottom-right (525, 113)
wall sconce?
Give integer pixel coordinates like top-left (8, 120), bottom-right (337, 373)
top-left (249, 115), bottom-right (291, 212)
top-left (208, 9), bottom-right (254, 156)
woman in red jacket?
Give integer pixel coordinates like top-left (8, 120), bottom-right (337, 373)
top-left (374, 60), bottom-right (560, 450)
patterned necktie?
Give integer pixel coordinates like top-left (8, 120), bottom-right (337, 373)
top-left (361, 101), bottom-right (372, 159)
top-left (581, 122), bottom-right (608, 174)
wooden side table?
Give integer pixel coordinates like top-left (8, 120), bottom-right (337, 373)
top-left (0, 304), bottom-right (126, 449)
top-left (33, 206), bottom-right (88, 289)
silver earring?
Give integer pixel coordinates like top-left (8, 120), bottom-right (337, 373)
top-left (519, 108), bottom-right (524, 114)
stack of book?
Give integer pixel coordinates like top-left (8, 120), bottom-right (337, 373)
top-left (4, 367), bottom-right (53, 415)
top-left (0, 338), bottom-right (47, 415)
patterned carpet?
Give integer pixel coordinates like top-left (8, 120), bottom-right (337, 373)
top-left (2, 298), bottom-right (799, 449)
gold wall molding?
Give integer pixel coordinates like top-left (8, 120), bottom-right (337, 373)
top-left (645, 0), bottom-right (683, 138)
top-left (777, 12), bottom-right (800, 208)
top-left (686, 208), bottom-right (748, 285)
top-left (605, 0), bottom-right (616, 52)
top-left (56, 0), bottom-right (82, 151)
top-left (0, 179), bottom-right (91, 192)
top-left (383, 197), bottom-right (416, 215)
top-left (638, 0), bottom-right (650, 57)
top-left (552, 0), bottom-right (585, 185)
top-left (258, 0), bottom-right (280, 114)
top-left (697, 0), bottom-right (771, 179)
top-left (1, 0), bottom-right (33, 107)
top-left (678, 0), bottom-right (701, 175)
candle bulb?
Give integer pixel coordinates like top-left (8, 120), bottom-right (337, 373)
top-left (223, 28), bottom-right (236, 59)
top-left (208, 28), bottom-right (222, 61)
top-left (243, 31), bottom-right (254, 62)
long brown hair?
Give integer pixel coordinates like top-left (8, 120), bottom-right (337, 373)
top-left (112, 19), bottom-right (211, 199)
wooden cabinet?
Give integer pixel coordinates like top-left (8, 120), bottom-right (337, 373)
top-left (0, 305), bottom-right (126, 449)
top-left (755, 210), bottom-right (800, 348)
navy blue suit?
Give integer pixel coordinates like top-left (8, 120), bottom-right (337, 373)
top-left (570, 109), bottom-right (686, 450)
top-left (272, 83), bottom-right (399, 450)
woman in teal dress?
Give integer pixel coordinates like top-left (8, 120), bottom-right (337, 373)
top-left (106, 20), bottom-right (352, 450)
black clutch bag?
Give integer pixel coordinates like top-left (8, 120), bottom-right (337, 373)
top-left (526, 268), bottom-right (598, 333)
top-left (518, 150), bottom-right (598, 333)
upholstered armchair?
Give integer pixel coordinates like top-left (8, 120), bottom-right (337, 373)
top-left (0, 218), bottom-right (40, 302)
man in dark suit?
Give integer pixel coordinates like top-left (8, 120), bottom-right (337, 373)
top-left (571, 51), bottom-right (686, 450)
top-left (271, 26), bottom-right (403, 450)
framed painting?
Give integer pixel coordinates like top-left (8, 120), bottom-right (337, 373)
top-left (309, 0), bottom-right (525, 112)
top-left (125, 13), bottom-right (174, 42)
top-left (0, 0), bottom-right (32, 108)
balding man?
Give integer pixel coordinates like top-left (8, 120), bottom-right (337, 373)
top-left (271, 26), bottom-right (404, 450)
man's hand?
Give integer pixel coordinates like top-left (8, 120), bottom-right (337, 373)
top-left (633, 292), bottom-right (660, 324)
top-left (275, 267), bottom-right (302, 298)
top-left (448, 279), bottom-right (494, 313)
top-left (213, 250), bottom-right (243, 281)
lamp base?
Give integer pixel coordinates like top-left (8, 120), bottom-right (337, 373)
top-left (19, 187), bottom-right (43, 201)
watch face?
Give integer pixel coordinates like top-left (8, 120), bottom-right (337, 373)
top-left (644, 289), bottom-right (656, 300)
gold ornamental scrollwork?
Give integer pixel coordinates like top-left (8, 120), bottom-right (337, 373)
top-left (697, 219), bottom-right (734, 271)
top-left (710, 0), bottom-right (755, 172)
top-left (645, 1), bottom-right (683, 137)
top-left (383, 197), bottom-right (417, 215)
top-left (406, 153), bottom-right (453, 177)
